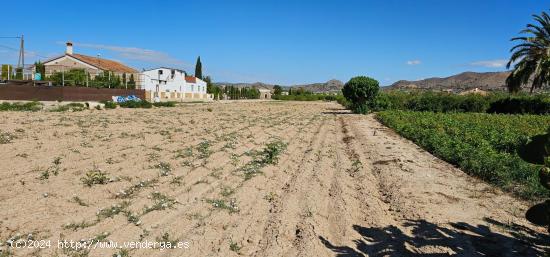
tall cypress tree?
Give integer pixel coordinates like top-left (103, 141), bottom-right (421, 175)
top-left (195, 56), bottom-right (202, 79)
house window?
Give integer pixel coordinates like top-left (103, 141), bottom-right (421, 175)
top-left (158, 70), bottom-right (163, 75)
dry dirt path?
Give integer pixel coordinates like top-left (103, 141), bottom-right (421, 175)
top-left (0, 101), bottom-right (547, 257)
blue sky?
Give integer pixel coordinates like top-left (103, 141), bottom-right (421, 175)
top-left (1, 0), bottom-right (549, 85)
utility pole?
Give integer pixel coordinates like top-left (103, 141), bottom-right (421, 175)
top-left (21, 35), bottom-right (24, 70)
top-left (16, 35), bottom-right (24, 79)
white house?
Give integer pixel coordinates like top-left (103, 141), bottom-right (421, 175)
top-left (258, 88), bottom-right (272, 99)
top-left (140, 67), bottom-right (210, 101)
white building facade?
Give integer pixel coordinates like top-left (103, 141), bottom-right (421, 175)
top-left (140, 67), bottom-right (210, 101)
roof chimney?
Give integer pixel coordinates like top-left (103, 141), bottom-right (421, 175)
top-left (66, 41), bottom-right (73, 55)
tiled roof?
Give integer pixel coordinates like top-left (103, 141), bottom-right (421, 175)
top-left (185, 76), bottom-right (197, 83)
top-left (71, 54), bottom-right (138, 73)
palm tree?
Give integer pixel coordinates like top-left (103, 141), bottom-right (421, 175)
top-left (507, 11), bottom-right (550, 93)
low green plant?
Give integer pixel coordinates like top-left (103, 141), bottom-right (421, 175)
top-left (81, 168), bottom-right (110, 187)
top-left (143, 192), bottom-right (177, 214)
top-left (170, 176), bottom-right (184, 186)
top-left (206, 198), bottom-right (239, 213)
top-left (63, 220), bottom-right (96, 231)
top-left (197, 140), bottom-right (211, 159)
top-left (115, 179), bottom-right (158, 199)
top-left (112, 249), bottom-right (130, 257)
top-left (0, 131), bottom-right (15, 144)
top-left (154, 162), bottom-right (172, 176)
top-left (71, 196), bottom-right (89, 206)
top-left (229, 241), bottom-right (241, 252)
top-left (155, 232), bottom-right (178, 249)
top-left (241, 140), bottom-right (287, 180)
top-left (97, 201), bottom-right (131, 220)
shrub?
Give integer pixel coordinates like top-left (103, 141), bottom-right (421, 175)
top-left (50, 103), bottom-right (87, 112)
top-left (342, 76), bottom-right (379, 114)
top-left (153, 101), bottom-right (177, 107)
top-left (0, 101), bottom-right (43, 111)
top-left (102, 101), bottom-right (117, 109)
top-left (119, 100), bottom-right (153, 108)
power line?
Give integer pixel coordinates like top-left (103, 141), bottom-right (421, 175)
top-left (0, 44), bottom-right (51, 60)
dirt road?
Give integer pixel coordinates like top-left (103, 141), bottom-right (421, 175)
top-left (0, 101), bottom-right (547, 256)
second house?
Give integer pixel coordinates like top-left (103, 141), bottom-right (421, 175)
top-left (140, 67), bottom-right (209, 102)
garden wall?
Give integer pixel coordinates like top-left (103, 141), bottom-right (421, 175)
top-left (0, 84), bottom-right (145, 101)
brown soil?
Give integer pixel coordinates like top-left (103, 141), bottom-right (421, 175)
top-left (0, 101), bottom-right (547, 257)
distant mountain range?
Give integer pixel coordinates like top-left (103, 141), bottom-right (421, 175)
top-left (388, 71), bottom-right (510, 92)
top-left (213, 71), bottom-right (515, 94)
top-left (213, 79), bottom-right (344, 93)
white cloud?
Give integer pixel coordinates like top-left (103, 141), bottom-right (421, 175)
top-left (407, 60), bottom-right (421, 65)
top-left (72, 42), bottom-right (190, 68)
top-left (469, 59), bottom-right (507, 68)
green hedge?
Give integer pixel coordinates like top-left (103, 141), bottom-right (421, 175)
top-left (487, 96), bottom-right (550, 115)
top-left (368, 91), bottom-right (550, 114)
top-left (377, 111), bottom-right (550, 199)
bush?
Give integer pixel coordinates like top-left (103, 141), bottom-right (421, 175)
top-left (118, 100), bottom-right (152, 108)
top-left (102, 101), bottom-right (117, 109)
top-left (342, 76), bottom-right (379, 114)
top-left (152, 101), bottom-right (177, 107)
top-left (0, 101), bottom-right (43, 111)
top-left (50, 103), bottom-right (87, 112)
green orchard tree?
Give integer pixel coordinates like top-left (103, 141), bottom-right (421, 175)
top-left (342, 76), bottom-right (380, 114)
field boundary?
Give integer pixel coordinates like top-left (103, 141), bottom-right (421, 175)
top-left (0, 84), bottom-right (145, 101)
